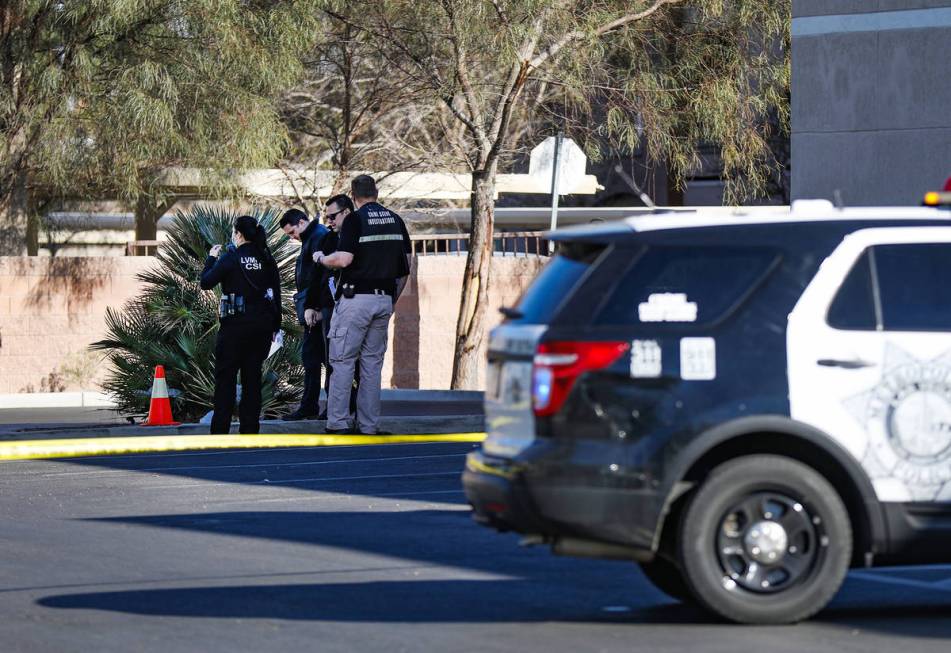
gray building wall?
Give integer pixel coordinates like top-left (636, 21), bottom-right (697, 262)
top-left (792, 2), bottom-right (951, 205)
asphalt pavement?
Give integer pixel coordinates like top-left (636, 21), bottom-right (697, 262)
top-left (1, 441), bottom-right (950, 652)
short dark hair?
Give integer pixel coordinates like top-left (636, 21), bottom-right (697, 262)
top-left (325, 194), bottom-right (354, 213)
top-left (279, 208), bottom-right (308, 228)
top-left (351, 175), bottom-right (378, 201)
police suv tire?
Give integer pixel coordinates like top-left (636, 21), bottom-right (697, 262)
top-left (677, 455), bottom-right (851, 625)
top-left (638, 557), bottom-right (693, 603)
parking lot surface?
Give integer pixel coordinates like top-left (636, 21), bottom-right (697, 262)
top-left (1, 441), bottom-right (949, 652)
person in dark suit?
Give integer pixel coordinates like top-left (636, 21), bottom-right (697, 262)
top-left (279, 208), bottom-right (328, 420)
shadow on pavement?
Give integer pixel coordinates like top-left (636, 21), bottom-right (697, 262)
top-left (38, 580), bottom-right (709, 624)
top-left (36, 442), bottom-right (477, 504)
top-left (818, 575), bottom-right (951, 636)
top-left (35, 508), bottom-right (951, 632)
top-left (38, 508), bottom-right (693, 623)
top-left (79, 509), bottom-right (552, 575)
top-left (35, 578), bottom-right (951, 631)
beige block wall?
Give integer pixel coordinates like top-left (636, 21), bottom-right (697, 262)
top-left (388, 255), bottom-right (545, 389)
top-left (0, 254), bottom-right (545, 395)
top-left (0, 257), bottom-right (154, 394)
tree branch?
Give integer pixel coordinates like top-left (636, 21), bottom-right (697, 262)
top-left (489, 0), bottom-right (509, 24)
top-left (529, 0), bottom-right (684, 69)
top-left (441, 0), bottom-right (489, 152)
top-left (484, 10), bottom-right (548, 164)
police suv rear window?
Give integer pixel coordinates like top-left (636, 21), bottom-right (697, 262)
top-left (827, 251), bottom-right (877, 330)
top-left (592, 246), bottom-right (780, 327)
top-left (827, 243), bottom-right (951, 332)
top-left (514, 241), bottom-right (605, 324)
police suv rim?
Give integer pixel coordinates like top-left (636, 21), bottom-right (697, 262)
top-left (716, 491), bottom-right (824, 594)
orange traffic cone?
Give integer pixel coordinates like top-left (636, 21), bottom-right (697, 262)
top-left (142, 365), bottom-right (181, 426)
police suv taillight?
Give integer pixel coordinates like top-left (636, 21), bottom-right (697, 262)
top-left (532, 341), bottom-right (630, 417)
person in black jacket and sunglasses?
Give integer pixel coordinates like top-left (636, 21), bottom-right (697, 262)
top-left (305, 194), bottom-right (358, 419)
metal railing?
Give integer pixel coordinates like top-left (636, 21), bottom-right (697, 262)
top-left (126, 240), bottom-right (161, 256)
top-left (410, 231), bottom-right (549, 257)
top-left (126, 231), bottom-right (551, 257)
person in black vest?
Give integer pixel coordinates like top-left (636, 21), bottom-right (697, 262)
top-left (279, 208), bottom-right (328, 420)
top-left (200, 215), bottom-right (282, 434)
top-left (313, 175), bottom-right (411, 435)
top-left (304, 194), bottom-right (358, 419)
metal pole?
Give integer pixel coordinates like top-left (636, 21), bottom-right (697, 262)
top-left (548, 131), bottom-right (564, 254)
top-left (613, 164), bottom-right (655, 208)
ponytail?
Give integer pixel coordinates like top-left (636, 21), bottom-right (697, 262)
top-left (234, 215), bottom-right (276, 268)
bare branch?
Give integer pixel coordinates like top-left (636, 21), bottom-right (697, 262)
top-left (489, 0), bottom-right (509, 23)
top-left (441, 0), bottom-right (490, 152)
top-left (529, 0), bottom-right (685, 69)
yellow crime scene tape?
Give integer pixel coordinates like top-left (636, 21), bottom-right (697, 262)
top-left (0, 433), bottom-right (487, 462)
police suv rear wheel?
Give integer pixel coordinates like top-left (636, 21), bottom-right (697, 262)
top-left (677, 455), bottom-right (851, 624)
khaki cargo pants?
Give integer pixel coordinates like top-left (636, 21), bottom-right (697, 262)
top-left (326, 293), bottom-right (393, 433)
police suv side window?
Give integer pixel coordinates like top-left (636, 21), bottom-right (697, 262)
top-left (513, 241), bottom-right (605, 324)
top-left (827, 251), bottom-right (877, 331)
top-left (592, 246), bottom-right (779, 327)
top-left (874, 243), bottom-right (951, 331)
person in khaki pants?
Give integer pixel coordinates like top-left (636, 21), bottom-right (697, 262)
top-left (313, 175), bottom-right (411, 435)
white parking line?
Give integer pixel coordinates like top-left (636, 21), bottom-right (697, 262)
top-left (211, 488), bottom-right (466, 506)
top-left (0, 562), bottom-right (447, 595)
top-left (9, 453), bottom-right (468, 480)
top-left (850, 569), bottom-right (951, 593)
top-left (260, 470), bottom-right (461, 485)
top-left (134, 470), bottom-right (461, 491)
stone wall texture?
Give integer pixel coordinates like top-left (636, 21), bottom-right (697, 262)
top-left (792, 1), bottom-right (951, 205)
top-left (0, 255), bottom-right (545, 395)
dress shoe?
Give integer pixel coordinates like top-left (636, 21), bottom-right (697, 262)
top-left (282, 409), bottom-right (318, 421)
top-left (324, 427), bottom-right (353, 435)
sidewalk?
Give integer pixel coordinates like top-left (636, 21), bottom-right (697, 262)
top-left (0, 390), bottom-right (484, 441)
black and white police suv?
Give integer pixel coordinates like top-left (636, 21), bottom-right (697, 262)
top-left (462, 195), bottom-right (951, 624)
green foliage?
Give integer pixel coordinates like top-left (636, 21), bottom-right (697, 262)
top-left (1, 1), bottom-right (320, 236)
top-left (336, 0), bottom-right (791, 388)
top-left (280, 11), bottom-right (444, 206)
top-left (91, 204), bottom-right (304, 422)
top-left (340, 0), bottom-right (790, 203)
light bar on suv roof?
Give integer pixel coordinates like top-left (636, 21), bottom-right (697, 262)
top-left (924, 176), bottom-right (951, 207)
top-left (924, 191), bottom-right (951, 207)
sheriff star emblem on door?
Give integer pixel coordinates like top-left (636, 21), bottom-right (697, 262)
top-left (845, 343), bottom-right (951, 501)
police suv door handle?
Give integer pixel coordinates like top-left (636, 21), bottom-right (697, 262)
top-left (816, 358), bottom-right (876, 369)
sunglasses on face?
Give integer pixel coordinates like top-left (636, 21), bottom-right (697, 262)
top-left (325, 209), bottom-right (347, 221)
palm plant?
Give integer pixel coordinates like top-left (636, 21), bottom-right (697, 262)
top-left (92, 205), bottom-right (304, 422)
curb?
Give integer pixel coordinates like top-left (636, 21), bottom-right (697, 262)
top-left (0, 392), bottom-right (115, 409)
top-left (0, 432), bottom-right (487, 461)
top-left (382, 390), bottom-right (483, 402)
top-left (1, 414), bottom-right (486, 441)
top-left (0, 389), bottom-right (484, 410)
